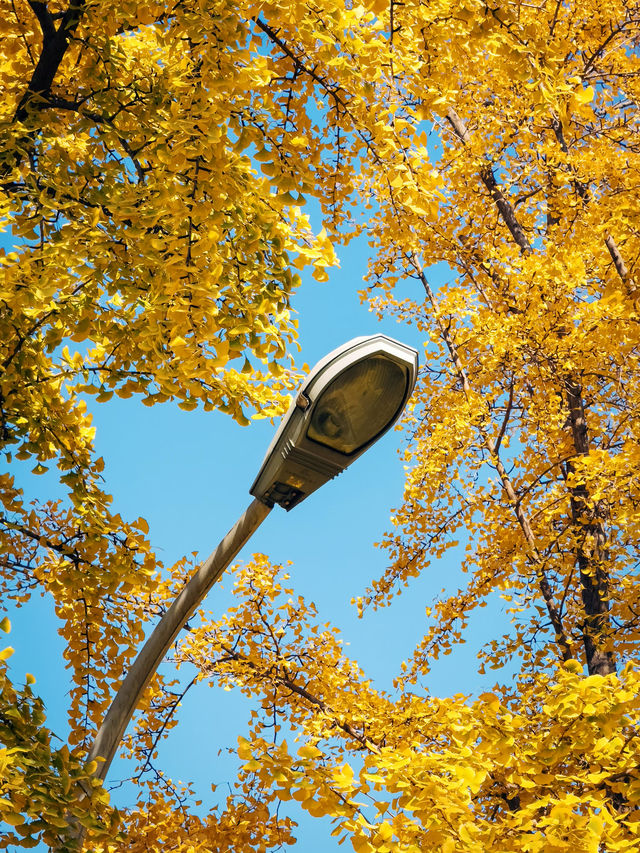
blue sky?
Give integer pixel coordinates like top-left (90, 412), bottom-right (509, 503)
top-left (4, 221), bottom-right (512, 851)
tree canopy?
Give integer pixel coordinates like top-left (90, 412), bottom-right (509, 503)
top-left (1, 0), bottom-right (640, 850)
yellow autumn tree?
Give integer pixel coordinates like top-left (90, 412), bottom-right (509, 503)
top-left (3, 0), bottom-right (640, 851)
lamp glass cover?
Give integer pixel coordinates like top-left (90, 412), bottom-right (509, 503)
top-left (306, 355), bottom-right (408, 455)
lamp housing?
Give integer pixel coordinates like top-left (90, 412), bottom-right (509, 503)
top-left (250, 334), bottom-right (418, 510)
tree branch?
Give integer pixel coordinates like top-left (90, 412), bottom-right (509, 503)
top-left (445, 108), bottom-right (532, 252)
top-left (605, 234), bottom-right (632, 284)
top-left (410, 255), bottom-right (572, 663)
top-left (219, 645), bottom-right (381, 753)
top-left (563, 376), bottom-right (616, 676)
top-left (15, 0), bottom-right (87, 124)
top-left (27, 1), bottom-right (56, 44)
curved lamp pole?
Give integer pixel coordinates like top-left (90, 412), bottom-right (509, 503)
top-left (88, 334), bottom-right (418, 783)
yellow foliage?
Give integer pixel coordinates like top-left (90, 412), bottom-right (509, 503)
top-left (176, 559), bottom-right (640, 852)
top-left (2, 0), bottom-right (640, 850)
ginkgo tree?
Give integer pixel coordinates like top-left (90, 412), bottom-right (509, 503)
top-left (2, 0), bottom-right (640, 851)
top-left (1, 0), bottom-right (335, 845)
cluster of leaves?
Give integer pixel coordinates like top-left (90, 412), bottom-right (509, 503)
top-left (0, 622), bottom-right (117, 851)
top-left (176, 559), bottom-right (640, 853)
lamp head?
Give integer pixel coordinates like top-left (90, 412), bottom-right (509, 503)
top-left (250, 335), bottom-right (419, 510)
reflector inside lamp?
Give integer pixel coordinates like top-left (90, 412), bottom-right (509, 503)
top-left (307, 355), bottom-right (408, 455)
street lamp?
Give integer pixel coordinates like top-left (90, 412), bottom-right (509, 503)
top-left (87, 334), bottom-right (418, 783)
top-left (251, 335), bottom-right (418, 509)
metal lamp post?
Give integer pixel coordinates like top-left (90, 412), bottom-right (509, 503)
top-left (87, 334), bottom-right (418, 782)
